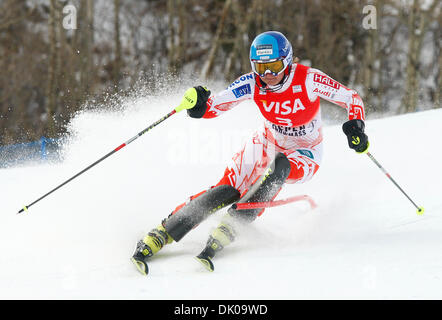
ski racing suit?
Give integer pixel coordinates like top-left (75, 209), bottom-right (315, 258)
top-left (171, 63), bottom-right (365, 218)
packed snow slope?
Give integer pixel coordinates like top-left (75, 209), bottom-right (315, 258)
top-left (1, 87), bottom-right (442, 299)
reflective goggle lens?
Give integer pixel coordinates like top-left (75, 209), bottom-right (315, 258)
top-left (254, 60), bottom-right (284, 75)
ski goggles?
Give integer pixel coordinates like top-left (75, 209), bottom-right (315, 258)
top-left (252, 59), bottom-right (285, 76)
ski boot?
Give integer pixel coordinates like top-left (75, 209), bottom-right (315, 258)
top-left (195, 222), bottom-right (236, 272)
top-left (131, 224), bottom-right (173, 275)
top-left (196, 152), bottom-right (292, 272)
top-left (132, 185), bottom-right (240, 275)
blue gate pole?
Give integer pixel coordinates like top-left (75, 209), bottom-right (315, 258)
top-left (40, 137), bottom-right (47, 160)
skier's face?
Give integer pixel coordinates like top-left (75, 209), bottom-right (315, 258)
top-left (260, 72), bottom-right (285, 86)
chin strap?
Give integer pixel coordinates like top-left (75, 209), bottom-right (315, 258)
top-left (255, 73), bottom-right (267, 90)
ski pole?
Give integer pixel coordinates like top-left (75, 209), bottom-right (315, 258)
top-left (232, 195), bottom-right (317, 210)
top-left (366, 151), bottom-right (424, 215)
top-left (17, 109), bottom-right (176, 214)
top-left (18, 89), bottom-right (199, 214)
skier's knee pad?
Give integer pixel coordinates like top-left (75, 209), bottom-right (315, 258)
top-left (164, 185), bottom-right (240, 242)
top-left (227, 152), bottom-right (291, 223)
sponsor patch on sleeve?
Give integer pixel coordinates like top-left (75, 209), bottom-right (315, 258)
top-left (232, 84), bottom-right (251, 98)
top-left (313, 73), bottom-right (340, 90)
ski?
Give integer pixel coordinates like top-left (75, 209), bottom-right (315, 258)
top-left (131, 256), bottom-right (149, 276)
top-left (195, 254), bottom-right (215, 272)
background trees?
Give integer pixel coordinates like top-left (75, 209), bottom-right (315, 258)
top-left (0, 0), bottom-right (440, 145)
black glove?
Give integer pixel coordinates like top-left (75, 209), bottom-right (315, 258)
top-left (187, 86), bottom-right (211, 119)
top-left (342, 119), bottom-right (369, 153)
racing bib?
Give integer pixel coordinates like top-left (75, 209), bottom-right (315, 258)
top-left (254, 64), bottom-right (320, 127)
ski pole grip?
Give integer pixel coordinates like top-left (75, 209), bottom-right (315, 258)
top-left (175, 88), bottom-right (198, 113)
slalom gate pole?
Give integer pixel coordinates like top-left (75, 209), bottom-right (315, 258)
top-left (366, 151), bottom-right (424, 215)
top-left (232, 195), bottom-right (317, 210)
top-left (18, 109), bottom-right (178, 214)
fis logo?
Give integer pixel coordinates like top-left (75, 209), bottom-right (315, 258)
top-left (292, 85), bottom-right (302, 93)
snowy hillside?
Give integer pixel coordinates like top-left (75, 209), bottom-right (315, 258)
top-left (1, 90), bottom-right (442, 300)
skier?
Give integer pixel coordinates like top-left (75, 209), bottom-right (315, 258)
top-left (131, 31), bottom-right (369, 275)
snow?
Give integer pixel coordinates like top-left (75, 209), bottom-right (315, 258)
top-left (1, 90), bottom-right (442, 300)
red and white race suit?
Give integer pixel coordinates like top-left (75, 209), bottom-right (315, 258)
top-left (172, 63), bottom-right (365, 215)
top-left (209, 63), bottom-right (365, 192)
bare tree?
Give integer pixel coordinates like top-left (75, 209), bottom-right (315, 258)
top-left (436, 31), bottom-right (442, 109)
top-left (401, 0), bottom-right (440, 113)
top-left (114, 0), bottom-right (122, 88)
top-left (201, 0), bottom-right (232, 80)
top-left (46, 0), bottom-right (57, 137)
top-left (433, 8), bottom-right (441, 109)
top-left (1, 0), bottom-right (441, 146)
top-left (167, 0), bottom-right (187, 75)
